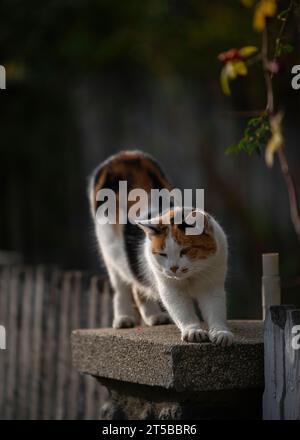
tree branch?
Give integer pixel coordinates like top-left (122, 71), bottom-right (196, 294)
top-left (261, 14), bottom-right (300, 244)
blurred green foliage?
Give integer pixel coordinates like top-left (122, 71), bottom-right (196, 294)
top-left (0, 0), bottom-right (258, 79)
top-left (226, 114), bottom-right (271, 155)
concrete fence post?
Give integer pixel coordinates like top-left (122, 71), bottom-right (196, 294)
top-left (262, 253), bottom-right (281, 320)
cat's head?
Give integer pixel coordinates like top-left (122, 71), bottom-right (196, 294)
top-left (136, 207), bottom-right (217, 280)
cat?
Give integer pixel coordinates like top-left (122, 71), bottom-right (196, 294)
top-left (89, 150), bottom-right (233, 346)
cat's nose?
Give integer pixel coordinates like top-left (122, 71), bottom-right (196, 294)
top-left (170, 265), bottom-right (179, 273)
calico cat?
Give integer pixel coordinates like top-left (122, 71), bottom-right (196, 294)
top-left (89, 150), bottom-right (233, 346)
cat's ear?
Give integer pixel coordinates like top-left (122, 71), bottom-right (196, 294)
top-left (135, 219), bottom-right (163, 236)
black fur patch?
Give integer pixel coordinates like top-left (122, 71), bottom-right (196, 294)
top-left (124, 222), bottom-right (151, 287)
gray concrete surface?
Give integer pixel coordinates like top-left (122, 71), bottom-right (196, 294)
top-left (71, 321), bottom-right (263, 392)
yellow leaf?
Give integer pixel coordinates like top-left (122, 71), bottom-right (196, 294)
top-left (265, 112), bottom-right (284, 167)
top-left (239, 46), bottom-right (258, 58)
top-left (226, 62), bottom-right (238, 79)
top-left (263, 0), bottom-right (277, 15)
top-left (254, 11), bottom-right (266, 31)
top-left (220, 61), bottom-right (248, 96)
top-left (220, 67), bottom-right (231, 95)
top-left (233, 60), bottom-right (248, 76)
top-left (254, 0), bottom-right (277, 32)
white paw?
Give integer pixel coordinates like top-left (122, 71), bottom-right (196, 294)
top-left (147, 312), bottom-right (172, 326)
top-left (181, 327), bottom-right (209, 343)
top-left (209, 329), bottom-right (234, 346)
top-left (113, 315), bottom-right (137, 329)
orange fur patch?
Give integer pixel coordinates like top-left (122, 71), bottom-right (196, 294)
top-left (93, 151), bottom-right (173, 217)
top-left (150, 229), bottom-right (168, 252)
top-left (172, 224), bottom-right (217, 260)
top-left (149, 209), bottom-right (217, 259)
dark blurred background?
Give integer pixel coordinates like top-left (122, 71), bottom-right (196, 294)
top-left (1, 0), bottom-right (299, 318)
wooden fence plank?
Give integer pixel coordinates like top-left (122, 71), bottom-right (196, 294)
top-left (67, 272), bottom-right (82, 420)
top-left (284, 309), bottom-right (300, 420)
top-left (85, 276), bottom-right (100, 420)
top-left (41, 269), bottom-right (60, 419)
top-left (17, 268), bottom-right (33, 420)
top-left (263, 305), bottom-right (300, 420)
top-left (5, 267), bottom-right (19, 419)
top-left (0, 267), bottom-right (10, 418)
top-left (55, 272), bottom-right (72, 420)
top-left (30, 266), bottom-right (45, 420)
top-left (95, 278), bottom-right (111, 418)
top-left (263, 305), bottom-right (294, 420)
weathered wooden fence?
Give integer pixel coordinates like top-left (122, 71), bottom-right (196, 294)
top-left (0, 265), bottom-right (112, 420)
top-left (2, 265), bottom-right (300, 420)
top-left (263, 305), bottom-right (300, 420)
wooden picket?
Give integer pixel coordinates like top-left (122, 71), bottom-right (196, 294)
top-left (284, 309), bottom-right (300, 420)
top-left (0, 265), bottom-right (112, 420)
top-left (263, 305), bottom-right (300, 420)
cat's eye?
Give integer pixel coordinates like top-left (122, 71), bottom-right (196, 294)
top-left (180, 248), bottom-right (190, 257)
top-left (158, 252), bottom-right (167, 257)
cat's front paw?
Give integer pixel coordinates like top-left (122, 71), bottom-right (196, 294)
top-left (181, 327), bottom-right (209, 343)
top-left (147, 312), bottom-right (172, 326)
top-left (113, 315), bottom-right (137, 329)
top-left (209, 329), bottom-right (234, 346)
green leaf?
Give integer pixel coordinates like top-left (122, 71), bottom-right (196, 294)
top-left (277, 42), bottom-right (294, 56)
top-left (225, 114), bottom-right (271, 156)
top-left (277, 8), bottom-right (289, 21)
top-left (275, 37), bottom-right (294, 57)
top-left (225, 142), bottom-right (244, 155)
